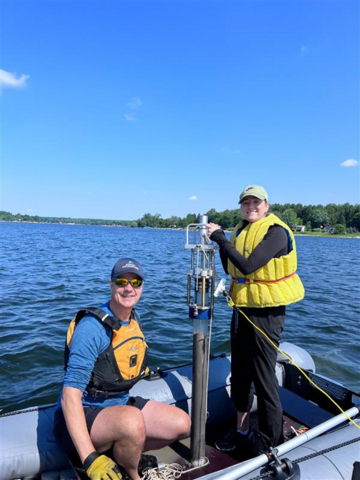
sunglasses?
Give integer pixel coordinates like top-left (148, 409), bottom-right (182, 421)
top-left (113, 277), bottom-right (143, 288)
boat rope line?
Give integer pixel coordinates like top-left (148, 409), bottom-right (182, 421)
top-left (292, 435), bottom-right (360, 464)
top-left (248, 436), bottom-right (360, 480)
top-left (0, 404), bottom-right (55, 418)
top-left (224, 292), bottom-right (360, 431)
top-left (141, 463), bottom-right (183, 480)
top-left (141, 457), bottom-right (210, 480)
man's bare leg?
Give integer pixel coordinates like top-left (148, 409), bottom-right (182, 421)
top-left (141, 401), bottom-right (191, 450)
top-left (90, 405), bottom-right (145, 480)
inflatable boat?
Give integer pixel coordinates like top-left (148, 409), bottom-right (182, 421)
top-left (1, 219), bottom-right (359, 479)
top-left (1, 342), bottom-right (359, 480)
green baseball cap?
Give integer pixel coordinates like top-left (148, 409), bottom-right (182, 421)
top-left (239, 185), bottom-right (268, 204)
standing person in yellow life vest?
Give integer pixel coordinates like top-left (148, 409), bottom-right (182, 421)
top-left (206, 185), bottom-right (304, 455)
top-left (54, 258), bottom-right (191, 480)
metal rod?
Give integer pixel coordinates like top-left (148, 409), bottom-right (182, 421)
top-left (187, 275), bottom-right (191, 304)
top-left (202, 276), bottom-right (206, 308)
top-left (190, 330), bottom-right (208, 465)
top-left (210, 277), bottom-right (215, 309)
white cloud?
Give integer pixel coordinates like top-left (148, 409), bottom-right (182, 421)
top-left (124, 113), bottom-right (136, 122)
top-left (189, 195), bottom-right (198, 201)
top-left (340, 158), bottom-right (359, 167)
top-left (300, 46), bottom-right (308, 56)
top-left (0, 69), bottom-right (30, 90)
top-left (27, 209), bottom-right (33, 212)
top-left (126, 97), bottom-right (142, 109)
top-left (124, 98), bottom-right (142, 121)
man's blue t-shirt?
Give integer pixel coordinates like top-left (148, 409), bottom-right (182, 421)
top-left (58, 301), bottom-right (132, 409)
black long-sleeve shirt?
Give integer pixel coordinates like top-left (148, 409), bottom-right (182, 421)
top-left (210, 225), bottom-right (289, 276)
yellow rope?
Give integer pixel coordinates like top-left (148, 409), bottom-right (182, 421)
top-left (226, 296), bottom-right (360, 431)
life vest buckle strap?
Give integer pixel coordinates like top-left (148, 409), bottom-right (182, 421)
top-left (86, 387), bottom-right (128, 397)
top-left (232, 277), bottom-right (247, 284)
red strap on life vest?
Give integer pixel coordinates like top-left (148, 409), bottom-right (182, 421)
top-left (232, 271), bottom-right (296, 285)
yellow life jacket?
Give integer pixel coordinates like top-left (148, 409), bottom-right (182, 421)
top-left (65, 307), bottom-right (149, 396)
top-left (228, 214), bottom-right (305, 308)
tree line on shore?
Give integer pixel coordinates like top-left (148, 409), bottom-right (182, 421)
top-left (1, 202), bottom-right (360, 233)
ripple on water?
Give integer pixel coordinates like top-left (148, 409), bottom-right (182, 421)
top-left (0, 224), bottom-right (359, 412)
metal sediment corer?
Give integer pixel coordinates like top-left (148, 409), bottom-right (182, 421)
top-left (185, 214), bottom-right (217, 320)
top-left (185, 214), bottom-right (218, 466)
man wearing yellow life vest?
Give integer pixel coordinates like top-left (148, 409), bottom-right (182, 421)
top-left (54, 258), bottom-right (191, 480)
top-left (206, 185), bottom-right (304, 454)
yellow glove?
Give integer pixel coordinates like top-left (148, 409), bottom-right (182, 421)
top-left (84, 452), bottom-right (123, 480)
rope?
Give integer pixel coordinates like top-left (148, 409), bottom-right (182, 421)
top-left (141, 458), bottom-right (210, 480)
top-left (293, 435), bottom-right (360, 464)
top-left (225, 293), bottom-right (360, 431)
top-left (141, 463), bottom-right (183, 480)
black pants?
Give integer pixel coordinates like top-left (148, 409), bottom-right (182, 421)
top-left (230, 306), bottom-right (285, 449)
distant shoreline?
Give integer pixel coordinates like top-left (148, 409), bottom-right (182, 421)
top-left (1, 220), bottom-right (359, 238)
top-left (2, 203), bottom-right (359, 235)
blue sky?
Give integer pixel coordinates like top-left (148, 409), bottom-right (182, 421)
top-left (1, 0), bottom-right (359, 220)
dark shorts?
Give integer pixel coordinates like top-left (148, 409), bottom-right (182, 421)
top-left (54, 396), bottom-right (149, 454)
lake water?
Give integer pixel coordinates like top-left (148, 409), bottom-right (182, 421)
top-left (0, 222), bottom-right (359, 413)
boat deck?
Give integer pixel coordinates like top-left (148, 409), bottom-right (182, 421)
top-left (146, 440), bottom-right (238, 480)
top-left (67, 411), bottom-right (304, 480)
